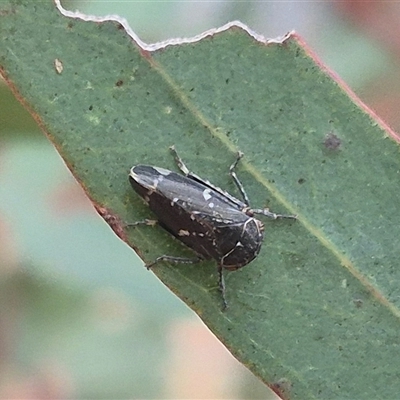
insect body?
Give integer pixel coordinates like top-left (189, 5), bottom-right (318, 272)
top-left (129, 146), bottom-right (296, 308)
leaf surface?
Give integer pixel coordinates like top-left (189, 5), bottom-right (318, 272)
top-left (1, 1), bottom-right (400, 398)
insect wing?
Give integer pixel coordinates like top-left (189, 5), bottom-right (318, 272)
top-left (130, 165), bottom-right (246, 218)
top-left (129, 165), bottom-right (253, 261)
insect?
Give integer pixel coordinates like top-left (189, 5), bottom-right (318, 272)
top-left (129, 146), bottom-right (296, 308)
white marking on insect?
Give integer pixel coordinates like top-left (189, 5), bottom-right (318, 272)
top-left (178, 229), bottom-right (190, 236)
top-left (208, 202), bottom-right (214, 208)
top-left (203, 188), bottom-right (212, 201)
top-left (153, 167), bottom-right (171, 176)
top-left (129, 168), bottom-right (138, 180)
top-left (152, 179), bottom-right (159, 188)
top-left (170, 197), bottom-right (180, 207)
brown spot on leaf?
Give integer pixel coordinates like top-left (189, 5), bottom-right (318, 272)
top-left (324, 132), bottom-right (341, 150)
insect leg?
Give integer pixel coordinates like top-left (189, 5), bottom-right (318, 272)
top-left (169, 145), bottom-right (191, 176)
top-left (146, 255), bottom-right (202, 269)
top-left (229, 151), bottom-right (250, 207)
top-left (170, 146), bottom-right (239, 207)
top-left (126, 219), bottom-right (158, 227)
top-left (252, 208), bottom-right (297, 220)
top-left (218, 265), bottom-right (228, 310)
top-left (170, 145), bottom-right (210, 185)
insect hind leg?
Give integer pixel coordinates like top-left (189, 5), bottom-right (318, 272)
top-left (252, 208), bottom-right (297, 220)
top-left (228, 151), bottom-right (297, 221)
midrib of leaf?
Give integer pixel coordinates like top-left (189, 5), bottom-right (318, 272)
top-left (147, 56), bottom-right (239, 154)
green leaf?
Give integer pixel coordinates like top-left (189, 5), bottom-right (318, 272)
top-left (2, 1), bottom-right (400, 398)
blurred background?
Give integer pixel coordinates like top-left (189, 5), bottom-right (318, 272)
top-left (1, 1), bottom-right (399, 398)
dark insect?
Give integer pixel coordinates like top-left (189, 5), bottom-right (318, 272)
top-left (129, 146), bottom-right (296, 308)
